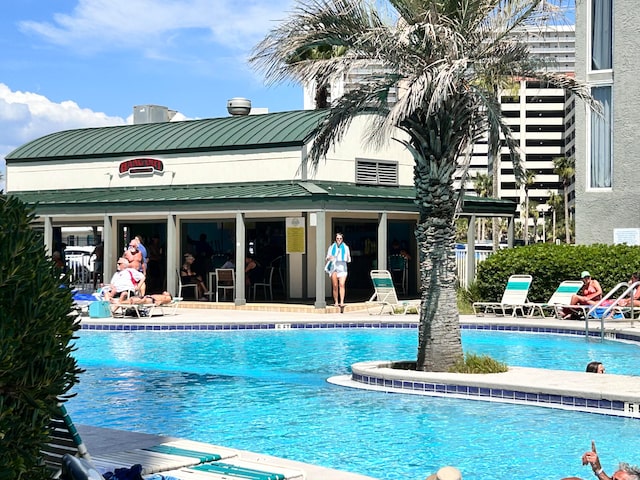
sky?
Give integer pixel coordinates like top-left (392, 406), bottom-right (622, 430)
top-left (0, 0), bottom-right (304, 191)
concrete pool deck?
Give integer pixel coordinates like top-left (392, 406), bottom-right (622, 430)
top-left (76, 303), bottom-right (640, 479)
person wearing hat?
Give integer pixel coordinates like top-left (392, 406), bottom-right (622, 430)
top-left (562, 271), bottom-right (603, 319)
top-left (426, 466), bottom-right (462, 480)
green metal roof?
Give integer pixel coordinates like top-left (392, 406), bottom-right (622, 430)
top-left (5, 110), bottom-right (330, 162)
top-left (9, 181), bottom-right (516, 217)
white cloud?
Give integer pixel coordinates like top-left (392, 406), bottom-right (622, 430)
top-left (19, 0), bottom-right (294, 56)
top-left (0, 83), bottom-right (126, 191)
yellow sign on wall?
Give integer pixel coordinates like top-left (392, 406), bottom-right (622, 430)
top-left (286, 217), bottom-right (306, 254)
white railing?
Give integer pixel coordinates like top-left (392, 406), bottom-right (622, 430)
top-left (455, 249), bottom-right (493, 288)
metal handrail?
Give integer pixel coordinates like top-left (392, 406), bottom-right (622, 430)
top-left (588, 281), bottom-right (640, 340)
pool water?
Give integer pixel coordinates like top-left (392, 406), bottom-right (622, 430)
top-left (68, 329), bottom-right (640, 480)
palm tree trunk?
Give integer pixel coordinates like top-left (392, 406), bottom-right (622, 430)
top-left (414, 172), bottom-right (463, 372)
top-left (563, 184), bottom-right (570, 243)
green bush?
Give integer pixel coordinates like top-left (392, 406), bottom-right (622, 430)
top-left (449, 353), bottom-right (508, 374)
top-left (0, 194), bottom-right (82, 479)
top-left (473, 244), bottom-right (640, 303)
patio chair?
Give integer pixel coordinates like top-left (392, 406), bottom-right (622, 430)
top-left (177, 269), bottom-right (198, 300)
top-left (472, 274), bottom-right (533, 317)
top-left (215, 268), bottom-right (235, 302)
top-left (365, 270), bottom-right (421, 315)
top-left (253, 266), bottom-right (275, 301)
top-left (525, 280), bottom-right (584, 318)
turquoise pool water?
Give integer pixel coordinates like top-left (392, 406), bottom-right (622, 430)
top-left (68, 329), bottom-right (640, 479)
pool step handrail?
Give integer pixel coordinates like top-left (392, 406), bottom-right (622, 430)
top-left (585, 281), bottom-right (640, 339)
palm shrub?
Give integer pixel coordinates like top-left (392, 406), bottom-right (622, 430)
top-left (0, 194), bottom-right (82, 479)
top-left (474, 243), bottom-right (640, 303)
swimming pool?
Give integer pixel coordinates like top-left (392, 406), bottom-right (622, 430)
top-left (68, 329), bottom-right (640, 480)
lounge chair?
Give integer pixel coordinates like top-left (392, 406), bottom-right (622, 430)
top-left (91, 440), bottom-right (238, 475)
top-left (525, 280), bottom-right (584, 318)
top-left (472, 274), bottom-right (533, 317)
top-left (110, 296), bottom-right (182, 318)
top-left (42, 403), bottom-right (92, 478)
top-left (365, 270), bottom-right (421, 315)
top-left (42, 403), bottom-right (239, 477)
top-left (156, 457), bottom-right (305, 480)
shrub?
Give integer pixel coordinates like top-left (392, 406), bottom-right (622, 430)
top-left (449, 353), bottom-right (508, 374)
top-left (0, 194), bottom-right (82, 479)
top-left (473, 243), bottom-right (640, 303)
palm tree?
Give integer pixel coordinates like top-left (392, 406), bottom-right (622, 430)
top-left (520, 170), bottom-right (537, 245)
top-left (553, 155), bottom-right (575, 244)
top-left (472, 172), bottom-right (493, 240)
top-left (251, 0), bottom-right (595, 371)
top-left (546, 191), bottom-right (563, 242)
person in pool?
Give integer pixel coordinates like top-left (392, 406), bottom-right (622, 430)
top-left (585, 361), bottom-right (605, 374)
top-left (561, 440), bottom-right (640, 480)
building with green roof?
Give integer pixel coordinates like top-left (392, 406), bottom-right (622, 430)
top-left (6, 109), bottom-right (515, 306)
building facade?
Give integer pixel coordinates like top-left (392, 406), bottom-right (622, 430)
top-left (574, 0), bottom-right (640, 245)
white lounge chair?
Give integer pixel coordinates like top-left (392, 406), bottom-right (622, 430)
top-left (472, 274), bottom-right (533, 317)
top-left (526, 280), bottom-right (584, 318)
top-left (365, 270), bottom-right (421, 315)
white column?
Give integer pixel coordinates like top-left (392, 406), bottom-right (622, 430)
top-left (315, 211), bottom-right (327, 308)
top-left (466, 215), bottom-right (476, 288)
top-left (43, 216), bottom-right (53, 255)
top-left (235, 212), bottom-right (246, 305)
top-left (166, 214), bottom-right (178, 296)
top-left (377, 212), bottom-right (388, 271)
top-left (102, 215), bottom-right (114, 282)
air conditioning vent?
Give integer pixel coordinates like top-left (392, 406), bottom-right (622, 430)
top-left (356, 159), bottom-right (398, 186)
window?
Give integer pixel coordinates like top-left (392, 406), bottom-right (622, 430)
top-left (591, 0), bottom-right (612, 70)
top-left (589, 86), bottom-right (612, 188)
top-left (355, 159), bottom-right (398, 186)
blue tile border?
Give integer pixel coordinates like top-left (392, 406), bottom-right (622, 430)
top-left (80, 321), bottom-right (640, 346)
top-left (351, 371), bottom-right (629, 417)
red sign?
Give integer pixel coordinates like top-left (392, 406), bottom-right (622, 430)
top-left (119, 158), bottom-right (164, 175)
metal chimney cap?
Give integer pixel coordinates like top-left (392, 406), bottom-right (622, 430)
top-left (227, 97), bottom-right (251, 116)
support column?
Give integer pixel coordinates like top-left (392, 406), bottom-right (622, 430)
top-left (43, 216), bottom-right (53, 256)
top-left (102, 215), bottom-right (114, 283)
top-left (235, 212), bottom-right (246, 305)
top-left (466, 215), bottom-right (476, 288)
top-left (507, 215), bottom-right (515, 248)
top-left (314, 211), bottom-right (327, 309)
top-left (166, 214), bottom-right (178, 296)
top-left (377, 212), bottom-right (388, 271)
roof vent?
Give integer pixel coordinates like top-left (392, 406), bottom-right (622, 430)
top-left (227, 97), bottom-right (251, 116)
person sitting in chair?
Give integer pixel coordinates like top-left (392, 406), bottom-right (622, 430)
top-left (103, 258), bottom-right (145, 303)
top-left (562, 271), bottom-right (602, 319)
top-left (181, 253), bottom-right (207, 300)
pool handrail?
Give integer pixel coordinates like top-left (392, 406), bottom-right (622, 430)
top-left (585, 281), bottom-right (640, 340)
